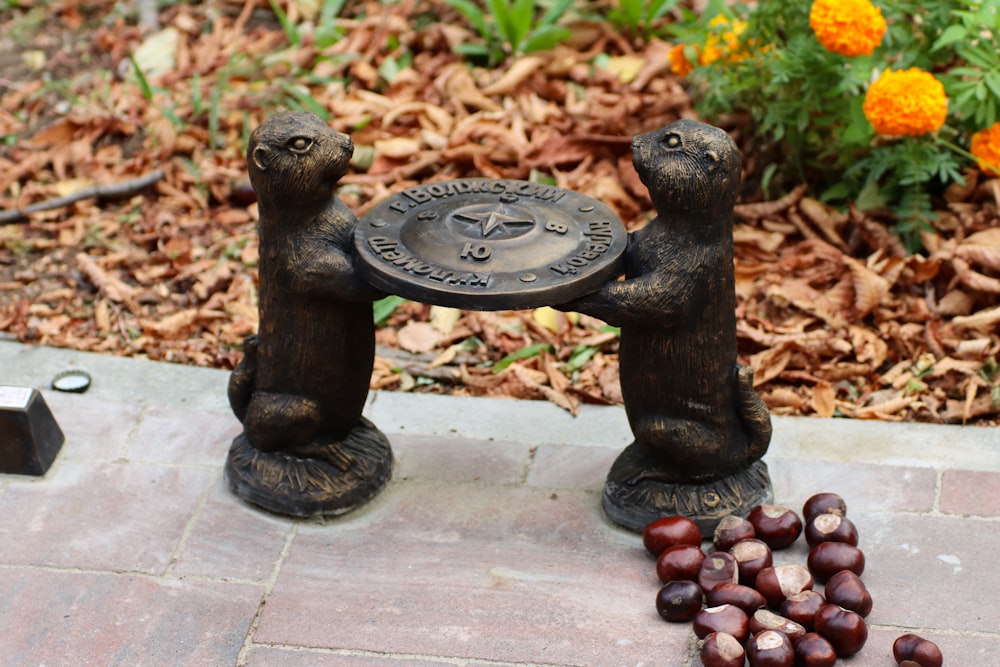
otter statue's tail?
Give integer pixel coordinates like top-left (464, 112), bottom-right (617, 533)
top-left (735, 364), bottom-right (771, 463)
top-left (228, 335), bottom-right (258, 422)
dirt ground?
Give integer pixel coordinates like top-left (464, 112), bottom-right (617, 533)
top-left (1, 1), bottom-right (998, 425)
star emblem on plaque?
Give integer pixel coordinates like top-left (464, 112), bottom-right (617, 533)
top-left (354, 179), bottom-right (628, 309)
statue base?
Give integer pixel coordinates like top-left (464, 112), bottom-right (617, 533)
top-left (225, 416), bottom-right (393, 518)
top-left (602, 449), bottom-right (772, 537)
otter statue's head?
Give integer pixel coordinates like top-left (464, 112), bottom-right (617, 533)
top-left (631, 119), bottom-right (741, 225)
top-left (247, 111), bottom-right (354, 213)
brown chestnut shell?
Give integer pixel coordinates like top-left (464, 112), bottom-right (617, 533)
top-left (706, 582), bottom-right (767, 617)
top-left (713, 514), bottom-right (756, 551)
top-left (643, 515), bottom-right (703, 557)
top-left (807, 542), bottom-right (865, 582)
top-left (655, 580), bottom-right (704, 622)
top-left (892, 633), bottom-right (943, 667)
top-left (692, 604), bottom-right (750, 643)
top-left (804, 513), bottom-right (859, 547)
top-left (748, 505), bottom-right (803, 550)
top-left (699, 631), bottom-right (746, 667)
top-left (795, 632), bottom-right (838, 667)
top-left (815, 604), bottom-right (868, 657)
top-left (824, 569), bottom-right (873, 617)
top-left (802, 493), bottom-right (847, 521)
top-left (746, 629), bottom-right (795, 667)
top-left (656, 543), bottom-right (706, 584)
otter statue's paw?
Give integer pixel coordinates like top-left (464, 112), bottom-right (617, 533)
top-left (602, 443), bottom-right (772, 538)
top-left (224, 416), bottom-right (393, 517)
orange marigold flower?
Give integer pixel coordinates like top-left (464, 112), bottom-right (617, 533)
top-left (863, 68), bottom-right (948, 137)
top-left (970, 123), bottom-right (1000, 176)
top-left (668, 44), bottom-right (695, 77)
top-left (809, 0), bottom-right (887, 57)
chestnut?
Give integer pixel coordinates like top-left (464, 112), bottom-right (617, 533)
top-left (706, 582), bottom-right (767, 617)
top-left (807, 542), bottom-right (865, 582)
top-left (749, 609), bottom-right (806, 644)
top-left (748, 505), bottom-right (802, 550)
top-left (697, 551), bottom-right (740, 592)
top-left (779, 590), bottom-right (826, 630)
top-left (714, 514), bottom-right (755, 551)
top-left (643, 515), bottom-right (703, 557)
top-left (656, 543), bottom-right (706, 583)
top-left (794, 632), bottom-right (837, 667)
top-left (804, 513), bottom-right (859, 547)
top-left (729, 538), bottom-right (773, 587)
top-left (699, 631), bottom-right (746, 667)
top-left (746, 629), bottom-right (794, 667)
top-left (892, 633), bottom-right (943, 667)
top-left (802, 493), bottom-right (847, 522)
top-left (823, 569), bottom-right (872, 617)
top-left (693, 604), bottom-right (750, 643)
top-left (655, 580), bottom-right (704, 622)
top-left (814, 604), bottom-right (868, 657)
top-left (754, 564), bottom-right (814, 607)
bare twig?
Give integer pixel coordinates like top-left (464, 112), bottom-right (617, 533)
top-left (0, 170), bottom-right (165, 224)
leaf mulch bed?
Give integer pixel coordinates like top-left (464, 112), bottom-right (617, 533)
top-left (1, 1), bottom-right (998, 425)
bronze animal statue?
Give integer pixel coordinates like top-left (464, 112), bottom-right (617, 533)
top-left (560, 119), bottom-right (772, 534)
top-left (225, 111), bottom-right (392, 517)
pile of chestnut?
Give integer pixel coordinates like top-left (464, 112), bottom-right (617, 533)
top-left (645, 492), bottom-right (943, 667)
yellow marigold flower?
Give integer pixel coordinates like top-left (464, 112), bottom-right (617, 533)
top-left (863, 68), bottom-right (948, 137)
top-left (809, 0), bottom-right (887, 57)
top-left (701, 15), bottom-right (747, 66)
top-left (970, 123), bottom-right (1000, 176)
top-left (668, 43), bottom-right (695, 77)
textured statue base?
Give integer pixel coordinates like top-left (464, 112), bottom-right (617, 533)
top-left (603, 453), bottom-right (772, 536)
top-left (225, 417), bottom-right (392, 517)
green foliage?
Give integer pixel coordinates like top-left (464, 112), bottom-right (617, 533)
top-left (605, 0), bottom-right (680, 40)
top-left (373, 295), bottom-right (406, 326)
top-left (672, 0), bottom-right (1000, 254)
top-left (444, 0), bottom-right (574, 66)
top-left (493, 342), bottom-right (553, 373)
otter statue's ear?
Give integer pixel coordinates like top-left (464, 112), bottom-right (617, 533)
top-left (252, 145), bottom-right (271, 172)
top-left (705, 150), bottom-right (720, 173)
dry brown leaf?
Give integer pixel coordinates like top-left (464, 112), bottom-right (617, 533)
top-left (843, 255), bottom-right (891, 316)
top-left (481, 56), bottom-right (546, 95)
top-left (749, 345), bottom-right (793, 386)
top-left (396, 321), bottom-right (441, 353)
top-left (810, 383), bottom-right (837, 418)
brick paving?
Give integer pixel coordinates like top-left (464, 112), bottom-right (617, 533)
top-left (1, 341), bottom-right (998, 666)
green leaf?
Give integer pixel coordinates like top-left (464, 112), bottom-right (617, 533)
top-left (373, 295), bottom-right (406, 326)
top-left (268, 0), bottom-right (300, 46)
top-left (445, 0), bottom-right (491, 39)
top-left (493, 343), bottom-right (553, 373)
top-left (539, 0), bottom-right (573, 26)
top-left (128, 55), bottom-right (154, 101)
top-left (522, 24), bottom-right (572, 53)
top-left (931, 24), bottom-right (968, 52)
top-left (562, 344), bottom-right (598, 372)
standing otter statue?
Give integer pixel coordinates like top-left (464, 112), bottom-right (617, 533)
top-left (225, 111), bottom-right (392, 517)
top-left (559, 119), bottom-right (773, 535)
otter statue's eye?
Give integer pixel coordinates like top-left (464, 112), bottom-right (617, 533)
top-left (663, 133), bottom-right (682, 149)
top-left (288, 137), bottom-right (313, 154)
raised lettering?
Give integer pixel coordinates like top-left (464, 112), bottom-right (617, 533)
top-left (460, 242), bottom-right (492, 261)
top-left (402, 187), bottom-right (431, 204)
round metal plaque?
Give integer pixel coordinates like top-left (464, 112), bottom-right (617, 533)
top-left (354, 178), bottom-right (627, 310)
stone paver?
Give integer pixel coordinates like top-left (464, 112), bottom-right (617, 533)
top-left (1, 567), bottom-right (262, 667)
top-left (1, 341), bottom-right (998, 666)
